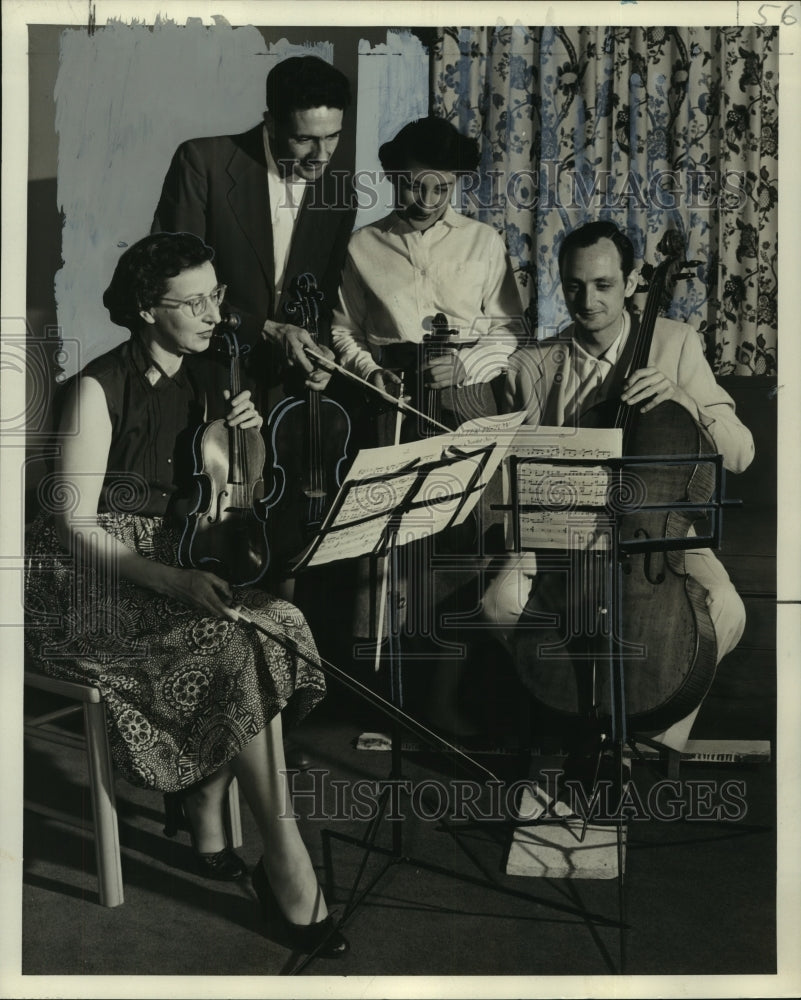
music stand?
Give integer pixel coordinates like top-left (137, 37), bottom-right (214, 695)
top-left (507, 448), bottom-right (728, 972)
top-left (286, 433), bottom-right (623, 972)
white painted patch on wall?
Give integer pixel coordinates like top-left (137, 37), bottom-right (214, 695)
top-left (54, 22), bottom-right (426, 374)
top-left (54, 21), bottom-right (331, 374)
top-left (354, 31), bottom-right (429, 230)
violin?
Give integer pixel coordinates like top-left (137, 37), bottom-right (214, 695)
top-left (418, 312), bottom-right (460, 438)
top-left (368, 313), bottom-right (461, 443)
top-left (265, 273), bottom-right (352, 574)
top-left (515, 231), bottom-right (718, 734)
top-left (178, 318), bottom-right (269, 586)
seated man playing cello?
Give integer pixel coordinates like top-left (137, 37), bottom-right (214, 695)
top-left (482, 220), bottom-right (754, 753)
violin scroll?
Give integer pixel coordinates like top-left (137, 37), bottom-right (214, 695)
top-left (284, 273), bottom-right (325, 340)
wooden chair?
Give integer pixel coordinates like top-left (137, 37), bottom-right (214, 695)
top-left (24, 670), bottom-right (242, 907)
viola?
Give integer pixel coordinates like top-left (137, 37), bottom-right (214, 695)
top-left (264, 273), bottom-right (352, 574)
top-left (178, 318), bottom-right (270, 586)
top-left (515, 231), bottom-right (718, 734)
top-left (419, 312), bottom-right (460, 438)
top-left (370, 313), bottom-right (461, 443)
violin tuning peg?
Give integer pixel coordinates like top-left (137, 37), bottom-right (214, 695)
top-left (222, 311), bottom-right (242, 331)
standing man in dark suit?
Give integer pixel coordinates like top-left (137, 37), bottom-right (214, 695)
top-left (152, 55), bottom-right (356, 394)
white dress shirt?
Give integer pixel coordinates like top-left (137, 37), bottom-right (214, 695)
top-left (331, 206), bottom-right (524, 386)
top-left (263, 126), bottom-right (307, 305)
top-left (562, 315), bottom-right (627, 424)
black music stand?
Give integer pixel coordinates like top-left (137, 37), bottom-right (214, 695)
top-left (507, 448), bottom-right (729, 972)
top-left (288, 435), bottom-right (623, 973)
top-left (290, 440), bottom-right (494, 971)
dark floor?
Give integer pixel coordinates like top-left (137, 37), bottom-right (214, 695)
top-left (18, 668), bottom-right (781, 992)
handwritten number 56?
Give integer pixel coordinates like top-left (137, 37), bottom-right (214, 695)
top-left (755, 3), bottom-right (798, 25)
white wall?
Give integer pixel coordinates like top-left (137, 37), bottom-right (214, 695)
top-left (52, 23), bottom-right (427, 374)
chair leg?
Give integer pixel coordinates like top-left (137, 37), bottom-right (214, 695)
top-left (225, 778), bottom-right (243, 849)
top-left (83, 701), bottom-right (124, 907)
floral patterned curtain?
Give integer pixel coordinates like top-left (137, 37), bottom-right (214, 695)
top-left (431, 26), bottom-right (778, 376)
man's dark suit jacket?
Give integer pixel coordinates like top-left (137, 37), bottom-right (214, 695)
top-left (152, 124), bottom-right (356, 392)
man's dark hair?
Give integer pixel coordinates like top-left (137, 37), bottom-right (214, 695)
top-left (103, 232), bottom-right (215, 331)
top-left (265, 56), bottom-right (351, 124)
top-left (378, 116), bottom-right (480, 174)
top-left (558, 220), bottom-right (636, 280)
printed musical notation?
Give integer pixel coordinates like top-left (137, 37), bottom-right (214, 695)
top-left (300, 516), bottom-right (388, 566)
top-left (518, 511), bottom-right (613, 552)
top-left (504, 425), bottom-right (622, 551)
top-left (510, 424), bottom-right (622, 461)
top-left (294, 413), bottom-right (527, 570)
top-left (333, 473), bottom-right (419, 526)
top-left (517, 463), bottom-right (611, 508)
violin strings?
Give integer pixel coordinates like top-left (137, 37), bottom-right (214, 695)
top-left (229, 345), bottom-right (245, 507)
top-left (307, 302), bottom-right (325, 501)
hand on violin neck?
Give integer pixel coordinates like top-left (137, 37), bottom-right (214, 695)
top-left (222, 389), bottom-right (263, 430)
top-left (163, 566), bottom-right (236, 618)
top-left (262, 319), bottom-right (320, 374)
top-left (423, 350), bottom-right (466, 389)
top-left (620, 366), bottom-right (694, 415)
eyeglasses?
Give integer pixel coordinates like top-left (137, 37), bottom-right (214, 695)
top-left (157, 284), bottom-right (227, 318)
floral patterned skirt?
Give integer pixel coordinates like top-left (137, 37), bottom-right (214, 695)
top-left (24, 513), bottom-right (326, 791)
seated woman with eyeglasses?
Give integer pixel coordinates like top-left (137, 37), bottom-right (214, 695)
top-left (24, 232), bottom-right (348, 957)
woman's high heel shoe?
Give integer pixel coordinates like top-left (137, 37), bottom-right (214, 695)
top-left (251, 858), bottom-right (349, 958)
top-left (163, 790), bottom-right (247, 881)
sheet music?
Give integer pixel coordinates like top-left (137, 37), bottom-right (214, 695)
top-left (518, 511), bottom-right (613, 551)
top-left (518, 463), bottom-right (612, 507)
top-left (503, 425), bottom-right (622, 550)
top-left (344, 436), bottom-right (443, 482)
top-left (455, 411), bottom-right (530, 435)
top-left (298, 516), bottom-right (389, 567)
top-left (343, 411), bottom-right (527, 483)
top-left (448, 411), bottom-right (528, 525)
top-left (509, 424), bottom-right (622, 461)
top-left (333, 472), bottom-right (419, 526)
top-left (397, 495), bottom-right (463, 541)
top-left (393, 455), bottom-right (481, 539)
top-left (297, 413), bottom-right (527, 569)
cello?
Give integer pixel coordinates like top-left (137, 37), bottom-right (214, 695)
top-left (178, 317), bottom-right (270, 586)
top-left (264, 273), bottom-right (352, 574)
top-left (514, 231), bottom-right (719, 735)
